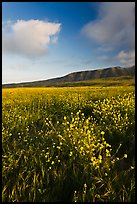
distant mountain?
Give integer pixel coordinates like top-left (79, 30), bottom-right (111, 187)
top-left (2, 65), bottom-right (135, 88)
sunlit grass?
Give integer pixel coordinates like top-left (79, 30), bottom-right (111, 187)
top-left (2, 86), bottom-right (135, 202)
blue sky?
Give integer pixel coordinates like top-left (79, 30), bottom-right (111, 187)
top-left (2, 2), bottom-right (135, 84)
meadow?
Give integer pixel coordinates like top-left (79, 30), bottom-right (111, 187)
top-left (2, 85), bottom-right (135, 202)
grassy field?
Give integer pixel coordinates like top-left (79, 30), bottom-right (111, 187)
top-left (56, 76), bottom-right (135, 87)
top-left (2, 85), bottom-right (135, 202)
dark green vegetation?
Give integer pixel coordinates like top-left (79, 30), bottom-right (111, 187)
top-left (2, 85), bottom-right (135, 202)
top-left (57, 75), bottom-right (135, 87)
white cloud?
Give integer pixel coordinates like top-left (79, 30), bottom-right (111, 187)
top-left (2, 19), bottom-right (61, 57)
top-left (117, 50), bottom-right (135, 66)
top-left (82, 2), bottom-right (135, 65)
top-left (95, 50), bottom-right (135, 67)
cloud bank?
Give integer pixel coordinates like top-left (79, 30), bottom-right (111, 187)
top-left (117, 50), bottom-right (135, 66)
top-left (82, 2), bottom-right (135, 66)
top-left (2, 19), bottom-right (61, 57)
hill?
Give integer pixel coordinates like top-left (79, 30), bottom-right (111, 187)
top-left (2, 65), bottom-right (135, 88)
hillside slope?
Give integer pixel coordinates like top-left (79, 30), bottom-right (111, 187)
top-left (2, 65), bottom-right (135, 88)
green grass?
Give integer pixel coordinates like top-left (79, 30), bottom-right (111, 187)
top-left (2, 75), bottom-right (135, 88)
top-left (59, 76), bottom-right (135, 87)
top-left (2, 85), bottom-right (135, 202)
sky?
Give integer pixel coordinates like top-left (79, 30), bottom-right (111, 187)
top-left (2, 2), bottom-right (135, 84)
